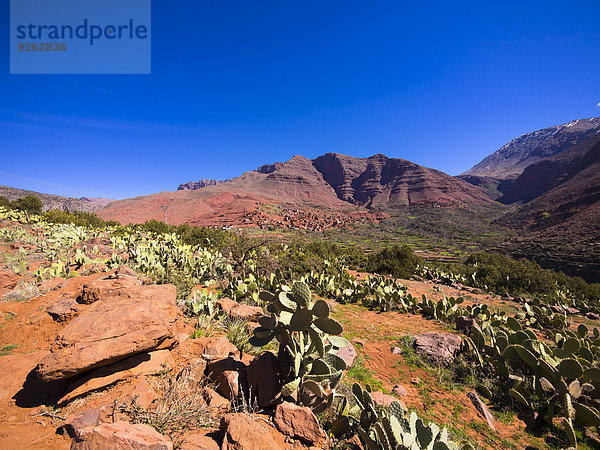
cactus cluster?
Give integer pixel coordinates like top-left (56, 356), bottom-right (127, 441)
top-left (252, 281), bottom-right (348, 411)
top-left (330, 383), bottom-right (466, 449)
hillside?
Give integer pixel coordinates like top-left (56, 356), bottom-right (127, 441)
top-left (463, 117), bottom-right (600, 179)
top-left (99, 153), bottom-right (492, 227)
top-left (0, 186), bottom-right (112, 212)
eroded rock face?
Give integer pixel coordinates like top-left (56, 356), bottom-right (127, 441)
top-left (72, 421), bottom-right (173, 449)
top-left (46, 297), bottom-right (84, 322)
top-left (273, 401), bottom-right (325, 445)
top-left (180, 432), bottom-right (220, 450)
top-left (37, 284), bottom-right (178, 381)
top-left (58, 350), bottom-right (173, 405)
top-left (77, 276), bottom-right (142, 305)
top-left (413, 332), bottom-right (463, 365)
top-left (216, 298), bottom-right (263, 322)
top-left (220, 413), bottom-right (283, 450)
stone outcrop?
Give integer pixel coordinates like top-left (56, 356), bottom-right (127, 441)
top-left (37, 284), bottom-right (178, 381)
top-left (58, 350), bottom-right (173, 405)
top-left (46, 297), bottom-right (84, 322)
top-left (414, 332), bottom-right (463, 365)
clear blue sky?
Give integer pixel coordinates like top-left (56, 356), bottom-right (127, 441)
top-left (2, 1), bottom-right (600, 199)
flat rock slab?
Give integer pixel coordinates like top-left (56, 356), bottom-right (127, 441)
top-left (73, 421), bottom-right (173, 449)
top-left (413, 332), bottom-right (463, 365)
top-left (37, 284), bottom-right (178, 381)
top-left (58, 350), bottom-right (172, 405)
top-left (77, 276), bottom-right (142, 305)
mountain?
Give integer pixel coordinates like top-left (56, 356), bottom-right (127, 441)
top-left (0, 186), bottom-right (112, 212)
top-left (177, 179), bottom-right (226, 190)
top-left (98, 153), bottom-right (492, 227)
top-left (463, 117), bottom-right (600, 179)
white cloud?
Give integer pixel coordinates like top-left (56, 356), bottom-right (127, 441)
top-left (597, 102), bottom-right (600, 107)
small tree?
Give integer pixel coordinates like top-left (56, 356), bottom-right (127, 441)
top-left (11, 195), bottom-right (43, 214)
top-left (0, 196), bottom-right (11, 209)
top-left (365, 244), bottom-right (422, 279)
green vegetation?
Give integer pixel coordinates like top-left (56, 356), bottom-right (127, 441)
top-left (0, 344), bottom-right (18, 356)
top-left (366, 244), bottom-right (423, 278)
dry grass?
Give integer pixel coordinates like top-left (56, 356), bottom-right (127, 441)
top-left (2, 282), bottom-right (42, 302)
top-left (117, 372), bottom-right (214, 441)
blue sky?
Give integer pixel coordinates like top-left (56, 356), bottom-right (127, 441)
top-left (2, 1), bottom-right (600, 199)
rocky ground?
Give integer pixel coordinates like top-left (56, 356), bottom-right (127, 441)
top-left (1, 230), bottom-right (599, 449)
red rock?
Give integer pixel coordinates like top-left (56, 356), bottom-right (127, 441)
top-left (180, 432), bottom-right (220, 450)
top-left (220, 413), bottom-right (283, 449)
top-left (337, 343), bottom-right (358, 368)
top-left (177, 358), bottom-right (207, 387)
top-left (77, 276), bottom-right (142, 305)
top-left (60, 406), bottom-right (112, 440)
top-left (246, 351), bottom-right (281, 408)
top-left (274, 401), bottom-right (325, 444)
top-left (413, 332), bottom-right (463, 365)
top-left (46, 297), bottom-right (84, 322)
top-left (0, 271), bottom-right (18, 290)
top-left (121, 376), bottom-right (157, 409)
top-left (370, 391), bottom-right (406, 411)
top-left (392, 385), bottom-right (407, 398)
top-left (72, 421), bottom-right (172, 449)
top-left (202, 336), bottom-right (239, 359)
top-left (203, 387), bottom-right (230, 410)
top-left (206, 357), bottom-right (245, 400)
top-left (37, 284), bottom-right (178, 381)
top-left (467, 391), bottom-right (496, 431)
top-left (216, 298), bottom-right (263, 322)
top-left (58, 350), bottom-right (173, 405)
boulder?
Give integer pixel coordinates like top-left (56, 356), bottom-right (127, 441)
top-left (206, 357), bottom-right (245, 400)
top-left (467, 391), bottom-right (495, 431)
top-left (370, 391), bottom-right (406, 411)
top-left (121, 376), bottom-right (158, 409)
top-left (58, 350), bottom-right (173, 405)
top-left (216, 298), bottom-right (263, 322)
top-left (413, 332), bottom-right (462, 365)
top-left (59, 406), bottom-right (112, 440)
top-left (180, 432), bottom-right (220, 450)
top-left (273, 401), bottom-right (325, 445)
top-left (178, 358), bottom-right (207, 387)
top-left (46, 297), bottom-right (84, 322)
top-left (392, 385), bottom-right (407, 398)
top-left (77, 276), bottom-right (142, 305)
top-left (203, 387), bottom-right (230, 410)
top-left (220, 413), bottom-right (283, 449)
top-left (390, 346), bottom-right (402, 355)
top-left (586, 312), bottom-right (600, 321)
top-left (337, 343), bottom-right (358, 368)
top-left (37, 284), bottom-right (178, 381)
top-left (246, 351), bottom-right (281, 408)
top-left (72, 421), bottom-right (172, 449)
top-left (203, 336), bottom-right (239, 359)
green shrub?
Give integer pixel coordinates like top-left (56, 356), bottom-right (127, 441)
top-left (11, 195), bottom-right (42, 213)
top-left (365, 244), bottom-right (422, 279)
